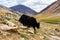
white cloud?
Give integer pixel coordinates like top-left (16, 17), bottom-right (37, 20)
top-left (21, 0), bottom-right (47, 6)
top-left (40, 0), bottom-right (57, 4)
top-left (21, 0), bottom-right (57, 12)
top-left (31, 5), bottom-right (48, 12)
top-left (0, 0), bottom-right (57, 12)
top-left (0, 0), bottom-right (18, 7)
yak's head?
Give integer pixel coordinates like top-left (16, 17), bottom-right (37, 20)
top-left (37, 22), bottom-right (40, 29)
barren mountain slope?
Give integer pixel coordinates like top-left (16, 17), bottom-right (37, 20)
top-left (35, 0), bottom-right (60, 24)
top-left (36, 0), bottom-right (60, 19)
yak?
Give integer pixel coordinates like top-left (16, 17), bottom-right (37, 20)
top-left (19, 14), bottom-right (40, 33)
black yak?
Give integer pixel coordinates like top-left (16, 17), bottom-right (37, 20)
top-left (19, 14), bottom-right (40, 33)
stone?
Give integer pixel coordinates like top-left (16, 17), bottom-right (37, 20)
top-left (20, 26), bottom-right (27, 29)
top-left (0, 25), bottom-right (18, 30)
top-left (6, 21), bottom-right (16, 27)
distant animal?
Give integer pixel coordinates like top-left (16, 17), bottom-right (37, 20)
top-left (19, 14), bottom-right (40, 33)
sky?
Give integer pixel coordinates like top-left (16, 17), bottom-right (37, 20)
top-left (0, 0), bottom-right (57, 12)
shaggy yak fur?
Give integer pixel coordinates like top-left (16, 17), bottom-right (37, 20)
top-left (19, 14), bottom-right (40, 33)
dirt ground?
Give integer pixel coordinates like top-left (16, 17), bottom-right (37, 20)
top-left (0, 22), bottom-right (60, 40)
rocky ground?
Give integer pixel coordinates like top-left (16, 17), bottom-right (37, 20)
top-left (0, 12), bottom-right (60, 40)
top-left (0, 22), bottom-right (60, 40)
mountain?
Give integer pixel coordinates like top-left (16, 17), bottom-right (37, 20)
top-left (10, 5), bottom-right (37, 15)
top-left (35, 0), bottom-right (60, 24)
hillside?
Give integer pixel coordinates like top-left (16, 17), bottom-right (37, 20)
top-left (35, 0), bottom-right (60, 24)
top-left (0, 5), bottom-right (21, 19)
top-left (0, 4), bottom-right (60, 40)
top-left (34, 0), bottom-right (60, 40)
top-left (10, 5), bottom-right (37, 15)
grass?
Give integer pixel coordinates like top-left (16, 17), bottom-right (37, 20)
top-left (36, 16), bottom-right (60, 24)
top-left (20, 34), bottom-right (29, 40)
top-left (0, 19), bottom-right (7, 24)
top-left (41, 19), bottom-right (60, 24)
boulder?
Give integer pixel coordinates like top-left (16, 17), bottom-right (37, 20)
top-left (0, 25), bottom-right (18, 30)
top-left (6, 21), bottom-right (16, 27)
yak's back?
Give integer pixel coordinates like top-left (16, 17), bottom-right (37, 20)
top-left (20, 15), bottom-right (36, 22)
top-left (19, 14), bottom-right (37, 26)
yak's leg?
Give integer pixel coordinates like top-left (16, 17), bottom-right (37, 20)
top-left (33, 27), bottom-right (36, 34)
